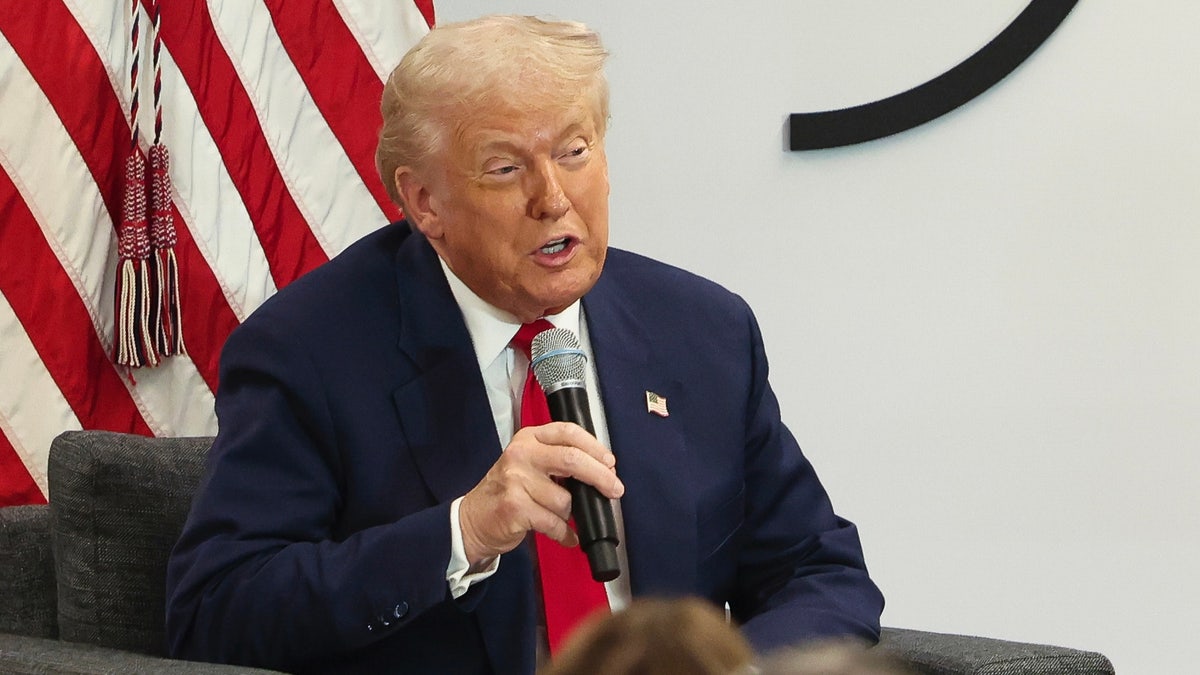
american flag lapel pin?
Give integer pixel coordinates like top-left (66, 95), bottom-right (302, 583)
top-left (645, 391), bottom-right (669, 417)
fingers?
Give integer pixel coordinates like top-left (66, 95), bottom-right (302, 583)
top-left (460, 465), bottom-right (580, 561)
top-left (458, 422), bottom-right (620, 564)
top-left (527, 421), bottom-right (613, 465)
top-left (524, 492), bottom-right (579, 548)
top-left (523, 470), bottom-right (573, 522)
top-left (494, 478), bottom-right (580, 547)
top-left (519, 422), bottom-right (624, 499)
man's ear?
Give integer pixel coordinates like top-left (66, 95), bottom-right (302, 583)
top-left (394, 167), bottom-right (442, 239)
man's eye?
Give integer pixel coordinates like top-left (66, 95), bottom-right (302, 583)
top-left (487, 165), bottom-right (519, 175)
top-left (560, 145), bottom-right (589, 161)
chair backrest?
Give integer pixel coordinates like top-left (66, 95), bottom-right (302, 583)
top-left (48, 430), bottom-right (213, 656)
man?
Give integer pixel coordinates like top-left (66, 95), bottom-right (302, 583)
top-left (166, 15), bottom-right (883, 674)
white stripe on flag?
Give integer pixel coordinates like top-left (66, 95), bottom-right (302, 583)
top-left (155, 43), bottom-right (279, 320)
top-left (0, 290), bottom-right (83, 497)
top-left (334, 0), bottom-right (431, 80)
top-left (124, 356), bottom-right (219, 436)
top-left (0, 31), bottom-right (118, 341)
top-left (209, 0), bottom-right (387, 256)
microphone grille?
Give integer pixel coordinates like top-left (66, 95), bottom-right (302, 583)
top-left (530, 327), bottom-right (588, 390)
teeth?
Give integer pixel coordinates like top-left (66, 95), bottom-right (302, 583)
top-left (540, 238), bottom-right (568, 254)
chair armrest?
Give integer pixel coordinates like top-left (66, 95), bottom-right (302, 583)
top-left (0, 633), bottom-right (285, 674)
top-left (879, 627), bottom-right (1115, 675)
top-left (0, 505), bottom-right (58, 639)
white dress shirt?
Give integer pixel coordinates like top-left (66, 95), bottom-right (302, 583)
top-left (438, 259), bottom-right (631, 610)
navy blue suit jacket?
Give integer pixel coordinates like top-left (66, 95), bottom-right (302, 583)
top-left (165, 222), bottom-right (883, 673)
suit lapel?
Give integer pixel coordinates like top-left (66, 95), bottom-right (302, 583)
top-left (389, 232), bottom-right (537, 673)
top-left (584, 272), bottom-right (698, 596)
top-left (390, 233), bottom-right (501, 502)
top-left (388, 233), bottom-right (540, 672)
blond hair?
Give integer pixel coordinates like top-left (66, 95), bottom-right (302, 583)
top-left (375, 15), bottom-right (610, 207)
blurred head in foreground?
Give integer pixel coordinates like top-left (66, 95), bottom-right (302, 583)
top-left (539, 597), bottom-right (755, 675)
top-left (758, 639), bottom-right (915, 675)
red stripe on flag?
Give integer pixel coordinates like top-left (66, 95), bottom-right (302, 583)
top-left (0, 429), bottom-right (46, 506)
top-left (0, 0), bottom-right (127, 226)
top-left (0, 0), bottom-right (235, 392)
top-left (263, 0), bottom-right (400, 222)
top-left (0, 167), bottom-right (154, 438)
top-left (414, 0), bottom-right (435, 29)
top-left (155, 0), bottom-right (330, 288)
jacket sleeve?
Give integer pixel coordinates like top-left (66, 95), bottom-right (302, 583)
top-left (729, 302), bottom-right (885, 650)
top-left (164, 318), bottom-right (464, 669)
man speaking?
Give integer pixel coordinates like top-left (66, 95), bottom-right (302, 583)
top-left (166, 14), bottom-right (884, 673)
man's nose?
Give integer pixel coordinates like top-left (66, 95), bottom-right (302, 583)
top-left (527, 160), bottom-right (570, 221)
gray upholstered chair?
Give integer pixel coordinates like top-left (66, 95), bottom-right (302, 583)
top-left (0, 432), bottom-right (276, 673)
top-left (0, 430), bottom-right (1115, 674)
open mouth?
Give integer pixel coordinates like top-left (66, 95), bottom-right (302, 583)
top-left (539, 237), bottom-right (571, 255)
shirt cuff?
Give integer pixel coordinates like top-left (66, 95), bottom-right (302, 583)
top-left (447, 496), bottom-right (500, 598)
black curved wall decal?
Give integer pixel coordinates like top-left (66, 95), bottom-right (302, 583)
top-left (789, 0), bottom-right (1077, 150)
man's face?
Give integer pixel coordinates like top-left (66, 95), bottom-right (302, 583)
top-left (406, 100), bottom-right (610, 322)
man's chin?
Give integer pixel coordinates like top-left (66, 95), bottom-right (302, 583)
top-left (531, 286), bottom-right (597, 320)
top-left (505, 258), bottom-right (605, 319)
top-left (533, 294), bottom-right (582, 319)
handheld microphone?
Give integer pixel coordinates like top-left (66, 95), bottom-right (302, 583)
top-left (530, 327), bottom-right (621, 582)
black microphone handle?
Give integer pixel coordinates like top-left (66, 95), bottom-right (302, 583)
top-left (544, 385), bottom-right (621, 582)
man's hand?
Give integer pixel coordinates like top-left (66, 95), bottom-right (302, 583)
top-left (458, 422), bottom-right (624, 567)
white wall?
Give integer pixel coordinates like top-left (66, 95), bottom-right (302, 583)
top-left (440, 3), bottom-right (1200, 672)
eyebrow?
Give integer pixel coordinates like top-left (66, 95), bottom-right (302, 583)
top-left (473, 119), bottom-right (593, 155)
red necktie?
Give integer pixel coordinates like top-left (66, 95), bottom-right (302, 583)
top-left (511, 320), bottom-right (610, 654)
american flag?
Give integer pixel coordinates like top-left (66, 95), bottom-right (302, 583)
top-left (0, 0), bottom-right (433, 507)
top-left (645, 391), bottom-right (668, 418)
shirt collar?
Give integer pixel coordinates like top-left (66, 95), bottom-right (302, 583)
top-left (437, 257), bottom-right (581, 371)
